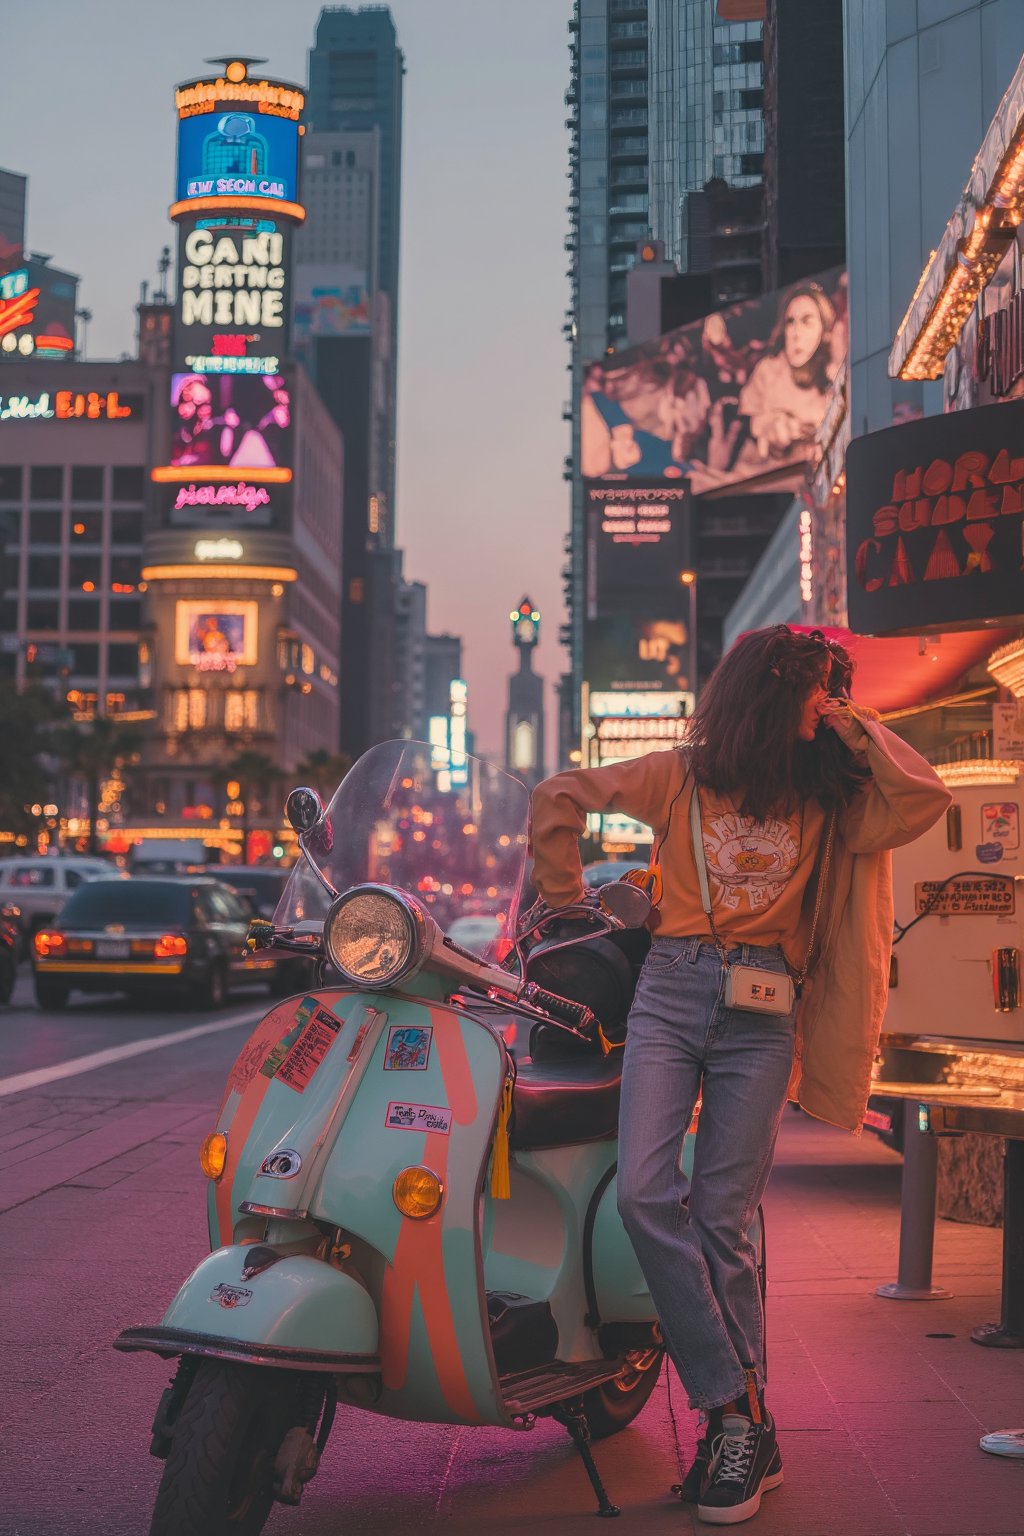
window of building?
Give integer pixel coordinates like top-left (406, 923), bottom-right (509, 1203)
top-left (71, 466), bottom-right (103, 501)
top-left (70, 644), bottom-right (99, 677)
top-left (111, 510), bottom-right (142, 543)
top-left (107, 644), bottom-right (139, 676)
top-left (69, 554), bottom-right (101, 589)
top-left (111, 466), bottom-right (144, 501)
top-left (30, 466), bottom-right (62, 500)
top-left (71, 511), bottom-right (102, 542)
top-left (0, 466), bottom-right (21, 500)
top-left (109, 554), bottom-right (139, 587)
top-left (30, 509), bottom-right (61, 542)
top-left (224, 691), bottom-right (259, 732)
top-left (67, 598), bottom-right (101, 630)
top-left (28, 555), bottom-right (60, 589)
top-left (108, 598), bottom-right (140, 630)
top-left (26, 599), bottom-right (58, 629)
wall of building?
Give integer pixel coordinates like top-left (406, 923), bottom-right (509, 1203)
top-left (845, 0), bottom-right (1024, 436)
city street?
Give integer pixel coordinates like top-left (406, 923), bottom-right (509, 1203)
top-left (2, 967), bottom-right (1022, 1536)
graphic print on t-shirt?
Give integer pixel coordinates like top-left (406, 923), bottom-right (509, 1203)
top-left (702, 810), bottom-right (800, 915)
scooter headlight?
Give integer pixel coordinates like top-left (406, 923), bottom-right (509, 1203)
top-left (324, 886), bottom-right (425, 988)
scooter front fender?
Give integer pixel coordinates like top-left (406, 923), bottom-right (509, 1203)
top-left (115, 1246), bottom-right (379, 1374)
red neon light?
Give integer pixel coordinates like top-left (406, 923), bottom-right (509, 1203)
top-left (212, 334), bottom-right (250, 356)
top-left (35, 335), bottom-right (74, 352)
top-left (55, 391), bottom-right (132, 421)
top-left (0, 287), bottom-right (40, 339)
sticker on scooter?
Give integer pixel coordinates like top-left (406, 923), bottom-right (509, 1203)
top-left (275, 1004), bottom-right (343, 1093)
top-left (385, 1100), bottom-right (453, 1134)
top-left (384, 1024), bottom-right (432, 1071)
top-left (210, 1283), bottom-right (253, 1309)
top-left (982, 802), bottom-right (1019, 849)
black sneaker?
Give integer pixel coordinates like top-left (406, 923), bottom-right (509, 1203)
top-left (696, 1410), bottom-right (783, 1525)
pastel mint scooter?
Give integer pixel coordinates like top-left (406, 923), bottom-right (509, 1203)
top-left (116, 741), bottom-right (764, 1536)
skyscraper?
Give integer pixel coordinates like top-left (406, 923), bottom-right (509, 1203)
top-left (303, 8), bottom-right (405, 758)
top-left (307, 7), bottom-right (404, 358)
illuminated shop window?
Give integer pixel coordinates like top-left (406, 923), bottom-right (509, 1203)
top-left (170, 689), bottom-right (208, 732)
top-left (224, 690), bottom-right (259, 732)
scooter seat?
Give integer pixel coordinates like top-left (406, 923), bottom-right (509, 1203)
top-left (510, 1053), bottom-right (622, 1150)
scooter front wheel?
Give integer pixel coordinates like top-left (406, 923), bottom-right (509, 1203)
top-left (148, 1359), bottom-right (302, 1536)
top-left (582, 1346), bottom-right (665, 1440)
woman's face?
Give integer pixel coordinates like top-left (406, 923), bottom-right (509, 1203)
top-left (784, 296), bottom-right (824, 369)
top-left (797, 671), bottom-right (830, 742)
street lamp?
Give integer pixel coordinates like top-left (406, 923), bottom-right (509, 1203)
top-left (680, 570), bottom-right (698, 702)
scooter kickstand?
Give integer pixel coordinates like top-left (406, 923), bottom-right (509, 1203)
top-left (554, 1401), bottom-right (621, 1518)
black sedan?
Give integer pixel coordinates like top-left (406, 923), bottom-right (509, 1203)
top-left (32, 877), bottom-right (288, 1010)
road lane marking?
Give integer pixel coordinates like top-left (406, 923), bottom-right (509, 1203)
top-left (0, 1006), bottom-right (264, 1098)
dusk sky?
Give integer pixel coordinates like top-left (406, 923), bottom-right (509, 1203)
top-left (1, 0), bottom-right (573, 759)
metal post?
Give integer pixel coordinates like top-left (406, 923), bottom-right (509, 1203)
top-left (972, 1136), bottom-right (1024, 1347)
top-left (877, 1100), bottom-right (953, 1300)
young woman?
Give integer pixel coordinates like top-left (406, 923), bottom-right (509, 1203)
top-left (529, 626), bottom-right (950, 1526)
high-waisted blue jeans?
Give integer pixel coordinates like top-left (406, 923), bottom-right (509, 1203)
top-left (617, 936), bottom-right (797, 1411)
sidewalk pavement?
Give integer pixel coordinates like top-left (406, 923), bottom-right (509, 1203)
top-left (727, 1109), bottom-right (1023, 1536)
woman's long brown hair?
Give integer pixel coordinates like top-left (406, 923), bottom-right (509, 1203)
top-left (685, 625), bottom-right (870, 820)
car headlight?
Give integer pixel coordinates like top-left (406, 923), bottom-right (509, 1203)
top-left (323, 886), bottom-right (425, 988)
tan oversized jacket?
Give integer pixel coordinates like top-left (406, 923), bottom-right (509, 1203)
top-left (530, 710), bottom-right (952, 1133)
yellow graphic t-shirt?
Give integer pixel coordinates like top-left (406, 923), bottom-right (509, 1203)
top-left (681, 788), bottom-right (827, 963)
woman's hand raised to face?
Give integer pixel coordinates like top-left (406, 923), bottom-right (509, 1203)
top-left (818, 698), bottom-right (869, 750)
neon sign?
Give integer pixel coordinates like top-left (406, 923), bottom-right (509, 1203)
top-left (194, 538), bottom-right (243, 561)
top-left (179, 227), bottom-right (286, 330)
top-left (175, 78), bottom-right (304, 122)
top-left (0, 391), bottom-right (133, 422)
top-left (173, 482), bottom-right (271, 512)
top-left (184, 354), bottom-right (279, 374)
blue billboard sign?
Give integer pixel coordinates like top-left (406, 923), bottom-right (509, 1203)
top-left (176, 110), bottom-right (300, 207)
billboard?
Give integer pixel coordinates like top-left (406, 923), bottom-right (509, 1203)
top-left (293, 264), bottom-right (371, 344)
top-left (171, 62), bottom-right (304, 221)
top-left (581, 268), bottom-right (846, 495)
top-left (586, 483), bottom-right (689, 599)
top-left (175, 599), bottom-right (258, 673)
top-left (174, 219), bottom-right (291, 371)
top-left (170, 372), bottom-right (291, 472)
top-left (176, 111), bottom-right (300, 209)
top-left (0, 261), bottom-right (77, 360)
top-left (585, 611), bottom-right (695, 697)
top-left (846, 398), bottom-right (1024, 635)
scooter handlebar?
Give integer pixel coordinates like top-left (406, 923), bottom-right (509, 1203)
top-left (520, 983), bottom-right (596, 1034)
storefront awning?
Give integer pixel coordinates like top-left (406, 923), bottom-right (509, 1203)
top-left (809, 626), bottom-right (1014, 714)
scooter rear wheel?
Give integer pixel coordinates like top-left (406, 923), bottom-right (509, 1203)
top-left (148, 1359), bottom-right (301, 1536)
top-left (582, 1346), bottom-right (665, 1440)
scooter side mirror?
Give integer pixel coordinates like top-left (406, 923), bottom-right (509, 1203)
top-left (285, 786), bottom-right (326, 835)
top-left (598, 880), bottom-right (652, 929)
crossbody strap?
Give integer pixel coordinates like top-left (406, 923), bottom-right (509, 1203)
top-left (688, 779), bottom-right (836, 988)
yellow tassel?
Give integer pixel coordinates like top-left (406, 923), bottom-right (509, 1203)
top-left (490, 1072), bottom-right (514, 1199)
top-left (597, 1024), bottom-right (625, 1057)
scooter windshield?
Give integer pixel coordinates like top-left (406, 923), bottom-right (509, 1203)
top-left (273, 740), bottom-right (531, 961)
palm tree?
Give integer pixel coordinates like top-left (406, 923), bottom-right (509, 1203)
top-left (294, 748), bottom-right (352, 803)
top-left (226, 749), bottom-right (282, 864)
top-left (0, 683), bottom-right (63, 836)
top-left (59, 716), bottom-right (143, 854)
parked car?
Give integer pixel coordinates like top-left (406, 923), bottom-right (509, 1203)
top-left (31, 877), bottom-right (286, 1011)
top-left (213, 864), bottom-right (290, 920)
top-left (581, 859), bottom-right (648, 889)
top-left (0, 856), bottom-right (123, 935)
top-left (0, 903), bottom-right (20, 1004)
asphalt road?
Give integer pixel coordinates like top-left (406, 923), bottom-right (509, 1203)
top-left (0, 966), bottom-right (689, 1536)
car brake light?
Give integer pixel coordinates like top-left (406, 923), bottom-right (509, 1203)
top-left (155, 933), bottom-right (188, 958)
top-left (35, 931), bottom-right (65, 957)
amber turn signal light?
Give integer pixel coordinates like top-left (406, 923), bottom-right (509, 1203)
top-left (393, 1166), bottom-right (443, 1220)
top-left (199, 1132), bottom-right (228, 1181)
